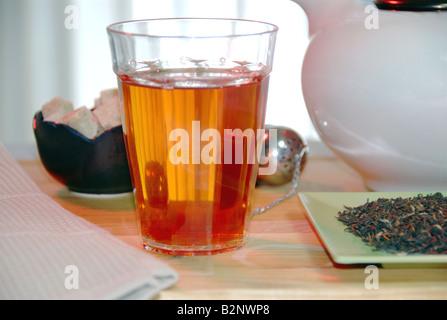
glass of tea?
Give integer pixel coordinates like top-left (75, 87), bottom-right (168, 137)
top-left (107, 18), bottom-right (278, 255)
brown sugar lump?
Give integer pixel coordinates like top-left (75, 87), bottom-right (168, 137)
top-left (42, 96), bottom-right (74, 123)
top-left (94, 88), bottom-right (119, 107)
top-left (92, 95), bottom-right (122, 130)
top-left (61, 106), bottom-right (103, 139)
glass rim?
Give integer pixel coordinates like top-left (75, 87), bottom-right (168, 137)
top-left (106, 17), bottom-right (279, 39)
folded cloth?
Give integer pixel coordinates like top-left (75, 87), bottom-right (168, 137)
top-left (0, 142), bottom-right (178, 300)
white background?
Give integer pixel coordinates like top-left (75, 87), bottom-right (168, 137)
top-left (0, 0), bottom-right (332, 159)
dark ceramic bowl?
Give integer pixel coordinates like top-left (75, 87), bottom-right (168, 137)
top-left (33, 111), bottom-right (133, 194)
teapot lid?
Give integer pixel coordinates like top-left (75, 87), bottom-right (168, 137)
top-left (375, 0), bottom-right (447, 11)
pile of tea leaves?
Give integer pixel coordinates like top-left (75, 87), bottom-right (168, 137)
top-left (337, 192), bottom-right (447, 255)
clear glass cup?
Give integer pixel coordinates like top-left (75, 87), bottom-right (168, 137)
top-left (107, 18), bottom-right (278, 255)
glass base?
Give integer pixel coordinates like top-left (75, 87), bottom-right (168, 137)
top-left (142, 237), bottom-right (247, 256)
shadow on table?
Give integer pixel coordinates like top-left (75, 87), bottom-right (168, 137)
top-left (57, 188), bottom-right (136, 211)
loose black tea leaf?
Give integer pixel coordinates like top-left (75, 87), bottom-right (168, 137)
top-left (337, 193), bottom-right (447, 255)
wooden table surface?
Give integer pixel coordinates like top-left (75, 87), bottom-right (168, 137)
top-left (20, 157), bottom-right (447, 300)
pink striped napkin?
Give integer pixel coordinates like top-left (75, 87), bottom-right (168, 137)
top-left (0, 141), bottom-right (178, 300)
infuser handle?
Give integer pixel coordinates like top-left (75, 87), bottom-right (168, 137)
top-left (251, 146), bottom-right (308, 217)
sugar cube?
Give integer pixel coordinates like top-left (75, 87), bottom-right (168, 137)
top-left (93, 96), bottom-right (122, 130)
top-left (42, 96), bottom-right (74, 123)
top-left (61, 106), bottom-right (103, 139)
top-left (95, 88), bottom-right (119, 107)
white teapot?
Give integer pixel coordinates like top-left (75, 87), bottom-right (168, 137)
top-left (292, 0), bottom-right (447, 191)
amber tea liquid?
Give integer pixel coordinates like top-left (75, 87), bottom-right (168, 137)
top-left (119, 65), bottom-right (270, 255)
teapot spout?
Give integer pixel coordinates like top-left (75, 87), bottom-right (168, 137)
top-left (291, 0), bottom-right (360, 37)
